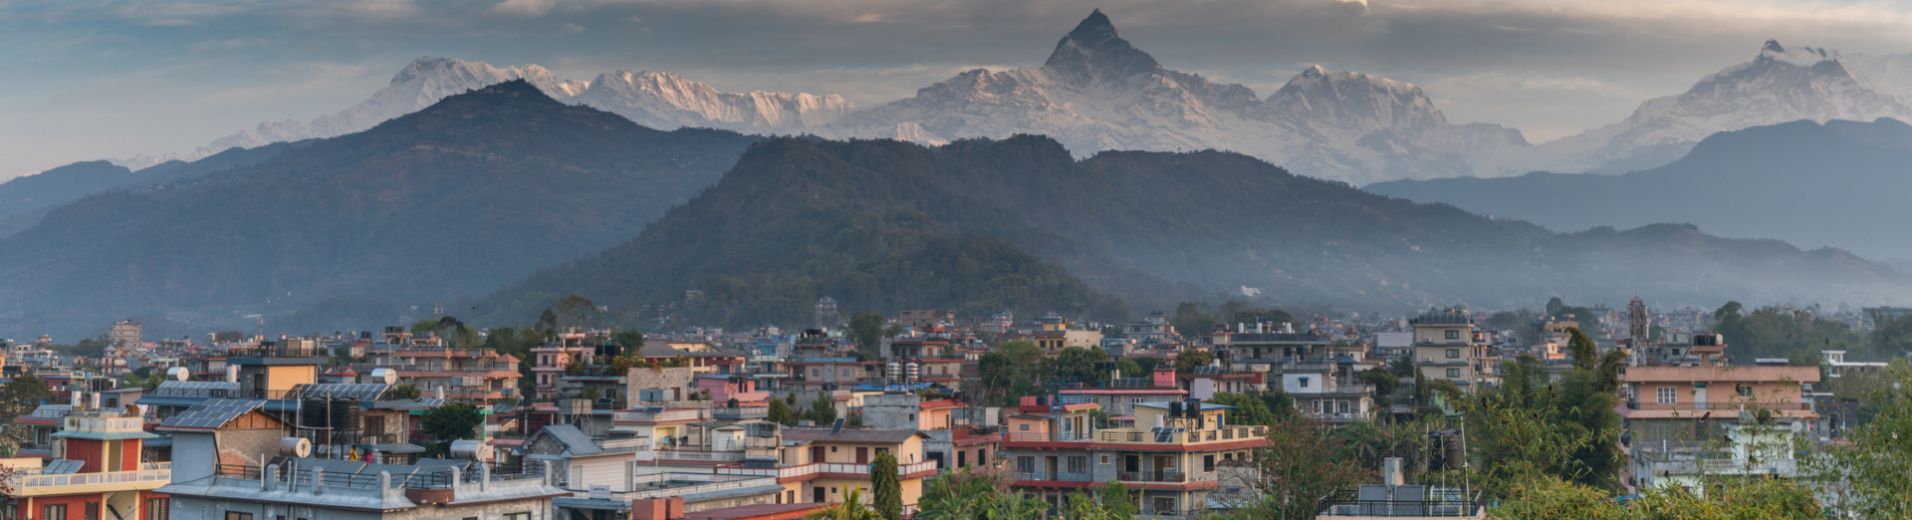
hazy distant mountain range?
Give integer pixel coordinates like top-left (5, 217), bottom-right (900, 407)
top-left (1368, 117), bottom-right (1912, 260)
top-left (89, 11), bottom-right (1912, 187)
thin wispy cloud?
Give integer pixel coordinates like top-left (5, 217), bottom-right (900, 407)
top-left (8, 0), bottom-right (1912, 175)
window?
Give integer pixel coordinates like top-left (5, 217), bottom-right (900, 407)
top-left (1445, 368), bottom-right (1460, 378)
top-left (1100, 454), bottom-right (1110, 465)
top-left (1445, 348), bottom-right (1460, 359)
top-left (1019, 424), bottom-right (1029, 431)
top-left (1152, 497), bottom-right (1175, 514)
top-left (1298, 377), bottom-right (1309, 388)
top-left (811, 369), bottom-right (821, 378)
top-left (1737, 385), bottom-right (1754, 398)
top-left (223, 513), bottom-right (250, 520)
top-left (44, 504), bottom-right (66, 520)
top-left (1657, 386), bottom-right (1677, 405)
top-left (1445, 330), bottom-right (1460, 340)
top-left (504, 513), bottom-right (531, 520)
top-left (1018, 456), bottom-right (1035, 473)
top-left (1338, 401), bottom-right (1350, 414)
top-left (1067, 456), bottom-right (1087, 474)
top-left (147, 500), bottom-right (169, 520)
top-left (1204, 455), bottom-right (1216, 472)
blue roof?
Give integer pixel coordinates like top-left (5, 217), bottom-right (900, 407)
top-left (136, 395), bottom-right (211, 407)
top-left (52, 430), bottom-right (162, 440)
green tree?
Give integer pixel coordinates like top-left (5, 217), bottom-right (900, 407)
top-left (871, 451), bottom-right (902, 520)
top-left (1232, 307), bottom-right (1294, 328)
top-left (1092, 481), bottom-right (1138, 520)
top-left (848, 311), bottom-right (900, 359)
top-left (1209, 392), bottom-right (1277, 426)
top-left (1219, 417), bottom-right (1367, 520)
top-left (0, 374), bottom-right (52, 421)
top-left (1466, 355), bottom-right (1622, 495)
top-left (615, 329), bottom-right (646, 349)
top-left (387, 384), bottom-right (422, 400)
top-left (420, 403), bottom-right (483, 456)
top-left (1044, 347), bottom-right (1110, 386)
top-left (1813, 362), bottom-right (1912, 518)
top-left (803, 487), bottom-right (883, 520)
top-left (1170, 302), bottom-right (1217, 339)
top-left (767, 398), bottom-right (796, 426)
top-left (806, 390), bottom-right (839, 424)
top-left (1173, 349), bottom-right (1214, 372)
top-left (917, 468), bottom-right (1047, 520)
top-left (1359, 367), bottom-right (1398, 398)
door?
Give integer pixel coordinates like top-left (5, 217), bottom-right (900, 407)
top-left (855, 447), bottom-right (868, 464)
top-left (1154, 455), bottom-right (1172, 482)
top-left (1694, 385), bottom-right (1708, 411)
top-left (813, 486), bottom-right (826, 503)
top-left (810, 446), bottom-right (825, 464)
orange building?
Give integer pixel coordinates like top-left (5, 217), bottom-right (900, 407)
top-left (1, 411), bottom-right (171, 520)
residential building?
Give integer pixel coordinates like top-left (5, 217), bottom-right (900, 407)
top-left (1410, 308), bottom-right (1498, 392)
top-left (771, 427), bottom-right (940, 514)
top-left (373, 347), bottom-right (522, 402)
top-left (1314, 458), bottom-right (1483, 519)
top-left (1619, 363), bottom-right (1820, 491)
top-left (1821, 350), bottom-right (1888, 379)
top-left (0, 410), bottom-right (171, 520)
top-left (1000, 395), bottom-right (1270, 518)
top-left (110, 321), bottom-right (143, 349)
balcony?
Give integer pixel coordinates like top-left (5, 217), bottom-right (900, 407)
top-left (648, 450), bottom-right (745, 462)
top-left (712, 406), bottom-right (768, 420)
top-left (1095, 426), bottom-right (1266, 445)
top-left (9, 467), bottom-right (171, 496)
top-left (1013, 471), bottom-right (1091, 482)
top-left (614, 409), bottom-right (703, 423)
top-left (1624, 401), bottom-right (1812, 413)
top-left (1116, 470), bottom-right (1218, 484)
top-left (1002, 432), bottom-right (1095, 444)
top-left (718, 461), bottom-right (941, 481)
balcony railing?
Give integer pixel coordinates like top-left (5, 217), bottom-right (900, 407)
top-left (1002, 432), bottom-right (1095, 443)
top-left (650, 450), bottom-right (745, 462)
top-left (712, 406), bottom-right (768, 419)
top-left (1115, 470), bottom-right (1217, 483)
top-left (1096, 426), bottom-right (1266, 444)
top-left (721, 460), bottom-right (940, 480)
top-left (615, 409), bottom-right (703, 423)
top-left (1625, 402), bottom-right (1812, 412)
top-left (11, 468), bottom-right (171, 492)
top-left (1013, 471), bottom-right (1091, 482)
top-left (1316, 489), bottom-right (1481, 518)
top-left (64, 417), bottom-right (146, 432)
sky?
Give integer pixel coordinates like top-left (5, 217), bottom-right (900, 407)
top-left (9, 0), bottom-right (1912, 178)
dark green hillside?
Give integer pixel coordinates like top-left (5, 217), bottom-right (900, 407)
top-left (0, 80), bottom-right (757, 338)
top-left (472, 138), bottom-right (1143, 326)
top-left (473, 134), bottom-right (1912, 328)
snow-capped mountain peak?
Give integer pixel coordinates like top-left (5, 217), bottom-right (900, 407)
top-left (571, 70), bottom-right (854, 132)
top-left (1754, 40), bottom-right (1836, 68)
top-left (1041, 8), bottom-right (1162, 85)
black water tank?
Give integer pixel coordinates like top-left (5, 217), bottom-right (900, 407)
top-left (330, 398), bottom-right (361, 432)
top-left (1169, 400), bottom-right (1184, 418)
top-left (301, 398), bottom-right (331, 428)
top-left (1186, 399), bottom-right (1203, 417)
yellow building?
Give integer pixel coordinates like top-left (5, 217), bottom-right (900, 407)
top-left (768, 428), bottom-right (939, 514)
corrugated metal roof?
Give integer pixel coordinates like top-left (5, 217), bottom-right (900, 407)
top-left (534, 424), bottom-right (602, 456)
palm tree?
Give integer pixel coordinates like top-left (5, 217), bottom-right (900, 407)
top-left (804, 487), bottom-right (884, 520)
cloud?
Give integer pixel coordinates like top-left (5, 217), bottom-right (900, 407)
top-left (561, 21), bottom-right (586, 33)
top-left (1339, 0), bottom-right (1368, 16)
top-left (490, 0), bottom-right (557, 17)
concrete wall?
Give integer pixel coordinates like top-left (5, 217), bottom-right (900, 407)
top-left (170, 495), bottom-right (555, 520)
top-left (171, 432), bottom-right (218, 482)
top-left (861, 394), bottom-right (919, 430)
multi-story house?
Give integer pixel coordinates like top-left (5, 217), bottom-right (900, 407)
top-left (1411, 308), bottom-right (1498, 392)
top-left (1620, 360), bottom-right (1820, 492)
top-left (3, 410), bottom-right (171, 520)
top-left (772, 427), bottom-right (941, 514)
top-left (785, 358), bottom-right (879, 394)
top-left (375, 347), bottom-right (522, 402)
top-left (1001, 395), bottom-right (1269, 518)
top-left (532, 332), bottom-right (599, 399)
top-left (1061, 369), bottom-right (1188, 416)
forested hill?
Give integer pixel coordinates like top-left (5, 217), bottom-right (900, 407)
top-left (0, 80), bottom-right (758, 338)
top-left (470, 134), bottom-right (1912, 328)
top-left (1367, 117), bottom-right (1912, 260)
